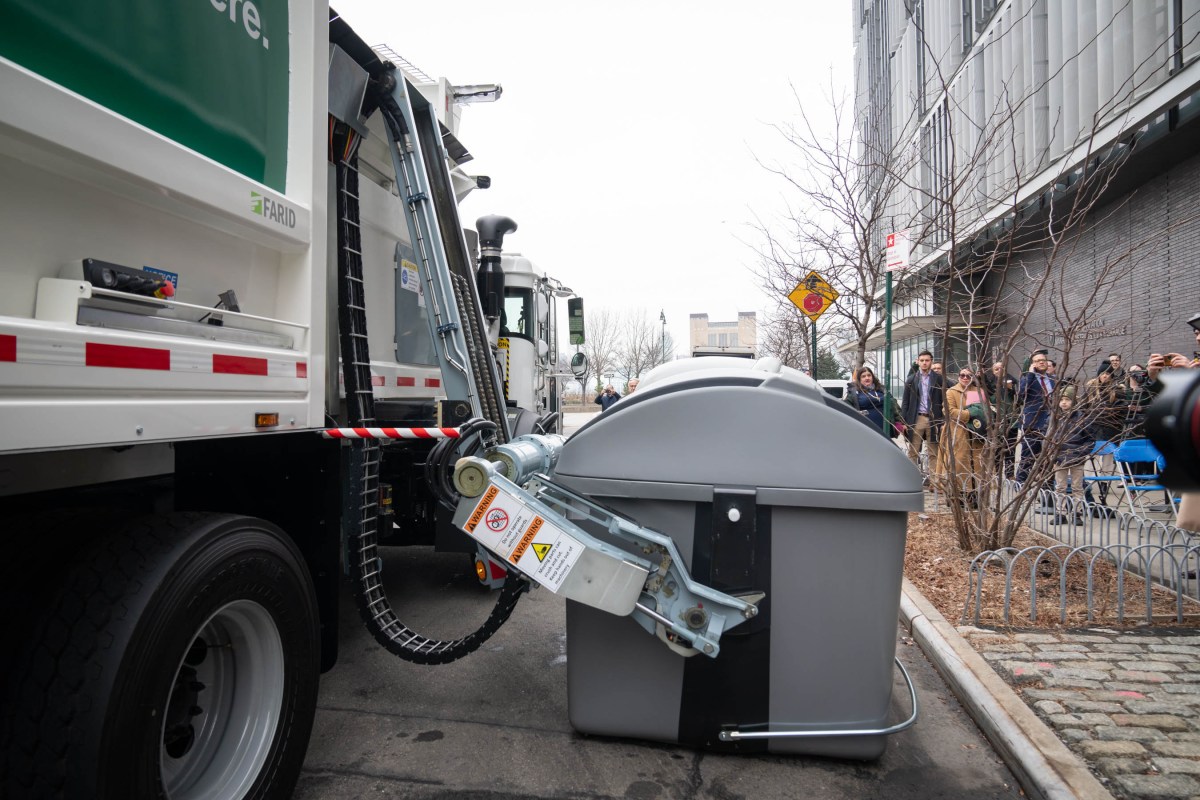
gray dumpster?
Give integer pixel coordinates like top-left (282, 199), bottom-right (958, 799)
top-left (553, 357), bottom-right (923, 759)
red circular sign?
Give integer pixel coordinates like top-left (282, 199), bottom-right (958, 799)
top-left (802, 293), bottom-right (824, 313)
top-left (485, 508), bottom-right (510, 532)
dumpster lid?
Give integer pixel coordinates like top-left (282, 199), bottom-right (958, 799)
top-left (556, 357), bottom-right (922, 509)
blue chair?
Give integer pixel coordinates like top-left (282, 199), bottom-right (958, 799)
top-left (1082, 440), bottom-right (1122, 506)
top-left (1112, 439), bottom-right (1176, 518)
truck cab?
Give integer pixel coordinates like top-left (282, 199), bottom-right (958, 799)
top-left (496, 254), bottom-right (575, 434)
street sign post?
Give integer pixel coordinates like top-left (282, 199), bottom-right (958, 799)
top-left (883, 229), bottom-right (911, 436)
top-left (788, 271), bottom-right (839, 323)
top-left (885, 230), bottom-right (910, 272)
top-left (788, 271), bottom-right (839, 376)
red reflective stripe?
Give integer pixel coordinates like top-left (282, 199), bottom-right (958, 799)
top-left (296, 362), bottom-right (308, 378)
top-left (0, 334), bottom-right (14, 362)
top-left (324, 429), bottom-right (347, 438)
top-left (410, 428), bottom-right (433, 438)
top-left (396, 376), bottom-right (416, 387)
top-left (425, 377), bottom-right (441, 388)
top-left (441, 428), bottom-right (461, 437)
top-left (371, 375), bottom-right (385, 386)
top-left (352, 427), bottom-right (372, 437)
top-left (213, 354), bottom-right (268, 376)
top-left (381, 428), bottom-right (400, 438)
top-left (86, 342), bottom-right (170, 370)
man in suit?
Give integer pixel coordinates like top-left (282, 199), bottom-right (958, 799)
top-left (901, 350), bottom-right (944, 476)
top-left (1016, 349), bottom-right (1055, 484)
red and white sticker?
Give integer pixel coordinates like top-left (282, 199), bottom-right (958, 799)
top-left (0, 332), bottom-right (304, 379)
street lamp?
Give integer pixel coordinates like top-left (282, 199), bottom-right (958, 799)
top-left (659, 309), bottom-right (666, 363)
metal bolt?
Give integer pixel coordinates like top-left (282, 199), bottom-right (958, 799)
top-left (727, 507), bottom-right (741, 522)
top-left (135, 426), bottom-right (144, 436)
top-left (704, 644), bottom-right (714, 654)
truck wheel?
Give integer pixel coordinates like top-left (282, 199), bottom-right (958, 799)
top-left (0, 513), bottom-right (319, 799)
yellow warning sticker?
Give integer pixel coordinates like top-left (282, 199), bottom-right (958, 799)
top-left (509, 516), bottom-right (543, 564)
top-left (460, 483), bottom-right (582, 592)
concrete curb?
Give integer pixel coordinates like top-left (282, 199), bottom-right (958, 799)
top-left (899, 578), bottom-right (1115, 800)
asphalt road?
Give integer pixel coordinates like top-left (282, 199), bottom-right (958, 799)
top-left (296, 411), bottom-right (1021, 799)
top-left (295, 544), bottom-right (1022, 800)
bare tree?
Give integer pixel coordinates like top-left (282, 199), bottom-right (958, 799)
top-left (892, 2), bottom-right (1200, 552)
top-left (759, 2), bottom-right (1200, 553)
top-left (758, 304), bottom-right (813, 371)
top-left (752, 78), bottom-right (920, 373)
top-left (615, 308), bottom-right (675, 380)
top-left (580, 308), bottom-right (623, 394)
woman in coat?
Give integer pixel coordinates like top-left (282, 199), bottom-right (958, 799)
top-left (845, 366), bottom-right (892, 437)
top-left (937, 366), bottom-right (986, 503)
top-left (1083, 363), bottom-right (1125, 445)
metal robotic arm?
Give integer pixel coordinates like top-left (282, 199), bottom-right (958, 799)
top-left (450, 435), bottom-right (764, 658)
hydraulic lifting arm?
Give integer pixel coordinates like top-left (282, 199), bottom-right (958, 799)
top-left (450, 435), bottom-right (764, 658)
top-left (375, 68), bottom-right (511, 442)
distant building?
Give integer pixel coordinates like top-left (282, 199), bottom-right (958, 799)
top-left (689, 312), bottom-right (757, 356)
top-left (854, 1), bottom-right (1200, 390)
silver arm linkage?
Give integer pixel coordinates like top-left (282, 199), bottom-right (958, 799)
top-left (450, 436), bottom-right (763, 659)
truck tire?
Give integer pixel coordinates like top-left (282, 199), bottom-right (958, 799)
top-left (0, 513), bottom-right (320, 799)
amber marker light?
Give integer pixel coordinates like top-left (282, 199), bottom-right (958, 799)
top-left (255, 412), bottom-right (280, 428)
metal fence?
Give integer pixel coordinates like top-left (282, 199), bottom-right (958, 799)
top-left (923, 479), bottom-right (1200, 625)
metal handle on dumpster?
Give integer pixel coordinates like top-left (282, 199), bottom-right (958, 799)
top-left (717, 657), bottom-right (918, 741)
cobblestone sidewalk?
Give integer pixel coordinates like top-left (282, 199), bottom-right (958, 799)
top-left (961, 626), bottom-right (1200, 800)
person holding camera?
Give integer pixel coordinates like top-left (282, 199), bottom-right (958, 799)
top-left (1123, 364), bottom-right (1152, 438)
top-left (594, 384), bottom-right (621, 411)
top-left (1145, 313), bottom-right (1200, 530)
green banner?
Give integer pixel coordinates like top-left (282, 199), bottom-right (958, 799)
top-left (1, 0), bottom-right (290, 191)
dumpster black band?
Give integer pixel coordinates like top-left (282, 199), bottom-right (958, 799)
top-left (678, 495), bottom-right (771, 752)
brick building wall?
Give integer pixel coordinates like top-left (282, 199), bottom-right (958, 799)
top-left (987, 151), bottom-right (1200, 378)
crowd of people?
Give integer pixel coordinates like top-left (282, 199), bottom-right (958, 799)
top-left (842, 313), bottom-right (1200, 520)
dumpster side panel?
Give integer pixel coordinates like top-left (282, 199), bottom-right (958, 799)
top-left (565, 498), bottom-right (697, 742)
top-left (767, 506), bottom-right (907, 758)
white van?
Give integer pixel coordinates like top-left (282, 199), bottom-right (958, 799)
top-left (817, 379), bottom-right (850, 400)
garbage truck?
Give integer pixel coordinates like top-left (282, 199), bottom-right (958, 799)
top-left (0, 4), bottom-right (921, 797)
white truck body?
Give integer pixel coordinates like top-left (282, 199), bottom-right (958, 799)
top-left (0, 5), bottom-right (533, 795)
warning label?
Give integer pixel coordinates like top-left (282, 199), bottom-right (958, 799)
top-left (461, 484), bottom-right (582, 592)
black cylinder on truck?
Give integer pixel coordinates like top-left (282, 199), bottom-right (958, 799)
top-left (475, 214), bottom-right (516, 322)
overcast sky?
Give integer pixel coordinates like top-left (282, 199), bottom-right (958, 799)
top-left (333, 1), bottom-right (852, 353)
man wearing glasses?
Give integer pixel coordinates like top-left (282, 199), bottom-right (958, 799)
top-left (1016, 349), bottom-right (1055, 484)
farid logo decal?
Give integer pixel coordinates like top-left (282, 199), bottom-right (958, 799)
top-left (250, 191), bottom-right (296, 228)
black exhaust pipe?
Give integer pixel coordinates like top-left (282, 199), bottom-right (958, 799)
top-left (475, 215), bottom-right (516, 322)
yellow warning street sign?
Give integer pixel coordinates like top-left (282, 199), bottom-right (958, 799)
top-left (532, 542), bottom-right (552, 562)
top-left (788, 271), bottom-right (839, 322)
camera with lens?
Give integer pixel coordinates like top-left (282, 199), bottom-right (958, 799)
top-left (1130, 369), bottom-right (1148, 385)
top-left (1147, 369), bottom-right (1200, 490)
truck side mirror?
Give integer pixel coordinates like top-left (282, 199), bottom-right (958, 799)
top-left (570, 352), bottom-right (588, 380)
top-left (567, 297), bottom-right (585, 345)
